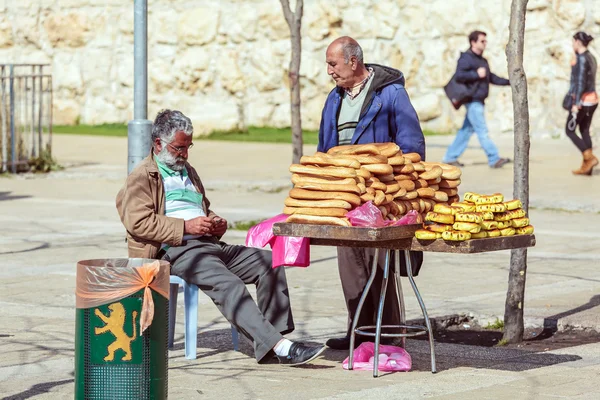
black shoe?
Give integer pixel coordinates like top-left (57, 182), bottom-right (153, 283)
top-left (491, 158), bottom-right (511, 168)
top-left (325, 336), bottom-right (367, 350)
top-left (276, 342), bottom-right (326, 366)
top-left (446, 160), bottom-right (465, 167)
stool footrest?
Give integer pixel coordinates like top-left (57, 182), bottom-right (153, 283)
top-left (355, 324), bottom-right (428, 338)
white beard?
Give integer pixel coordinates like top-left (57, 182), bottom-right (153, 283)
top-left (156, 147), bottom-right (186, 171)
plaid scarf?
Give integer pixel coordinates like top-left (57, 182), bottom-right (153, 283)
top-left (345, 67), bottom-right (374, 100)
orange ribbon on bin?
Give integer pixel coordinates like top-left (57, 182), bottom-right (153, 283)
top-left (76, 259), bottom-right (170, 335)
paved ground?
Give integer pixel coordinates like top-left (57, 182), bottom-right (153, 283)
top-left (1, 133), bottom-right (599, 399)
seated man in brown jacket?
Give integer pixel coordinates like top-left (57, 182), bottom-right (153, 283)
top-left (116, 109), bottom-right (324, 366)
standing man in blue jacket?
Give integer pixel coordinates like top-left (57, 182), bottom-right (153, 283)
top-left (317, 36), bottom-right (425, 350)
top-left (442, 30), bottom-right (511, 168)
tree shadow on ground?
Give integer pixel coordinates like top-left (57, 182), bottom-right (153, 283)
top-left (0, 192), bottom-right (31, 202)
top-left (1, 378), bottom-right (74, 400)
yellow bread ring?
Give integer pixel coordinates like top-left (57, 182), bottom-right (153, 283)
top-left (476, 203), bottom-right (507, 213)
top-left (463, 192), bottom-right (481, 203)
top-left (471, 231), bottom-right (488, 239)
top-left (504, 199), bottom-right (523, 211)
top-left (442, 230), bottom-right (471, 241)
top-left (500, 227), bottom-right (516, 236)
top-left (425, 222), bottom-right (453, 233)
top-left (451, 202), bottom-right (476, 212)
top-left (495, 212), bottom-right (513, 222)
top-left (487, 229), bottom-right (501, 237)
top-left (496, 220), bottom-right (512, 229)
top-left (480, 220), bottom-right (499, 230)
top-left (415, 229), bottom-right (438, 240)
top-left (508, 209), bottom-right (527, 219)
top-left (481, 211), bottom-right (495, 220)
top-left (433, 203), bottom-right (455, 215)
top-left (453, 221), bottom-right (481, 233)
top-left (425, 212), bottom-right (455, 225)
top-left (516, 225), bottom-right (535, 235)
top-left (475, 193), bottom-right (504, 204)
top-left (455, 212), bottom-right (484, 224)
top-left (511, 217), bottom-right (530, 228)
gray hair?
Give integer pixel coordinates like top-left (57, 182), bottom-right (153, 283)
top-left (342, 42), bottom-right (363, 64)
top-left (151, 109), bottom-right (193, 144)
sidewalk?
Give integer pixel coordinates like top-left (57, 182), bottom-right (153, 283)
top-left (0, 134), bottom-right (599, 399)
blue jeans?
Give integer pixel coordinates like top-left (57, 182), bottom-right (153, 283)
top-left (443, 101), bottom-right (500, 166)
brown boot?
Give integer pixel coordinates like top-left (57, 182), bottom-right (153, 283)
top-left (573, 149), bottom-right (599, 175)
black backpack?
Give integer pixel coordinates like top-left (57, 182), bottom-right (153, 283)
top-left (443, 73), bottom-right (477, 110)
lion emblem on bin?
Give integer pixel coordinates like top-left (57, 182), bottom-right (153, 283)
top-left (94, 302), bottom-right (138, 362)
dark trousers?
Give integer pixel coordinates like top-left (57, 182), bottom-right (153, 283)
top-left (566, 104), bottom-right (597, 152)
top-left (336, 247), bottom-right (423, 336)
top-left (164, 237), bottom-right (294, 362)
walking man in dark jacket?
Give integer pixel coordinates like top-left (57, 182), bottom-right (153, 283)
top-left (317, 36), bottom-right (425, 350)
top-left (442, 30), bottom-right (511, 168)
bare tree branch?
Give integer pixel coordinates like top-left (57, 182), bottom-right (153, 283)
top-left (504, 0), bottom-right (530, 344)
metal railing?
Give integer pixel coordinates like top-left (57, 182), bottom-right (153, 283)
top-left (0, 64), bottom-right (53, 173)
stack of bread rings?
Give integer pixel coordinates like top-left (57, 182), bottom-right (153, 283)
top-left (283, 144), bottom-right (464, 226)
top-left (415, 191), bottom-right (535, 241)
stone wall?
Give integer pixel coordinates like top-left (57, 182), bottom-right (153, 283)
top-left (0, 0), bottom-right (599, 136)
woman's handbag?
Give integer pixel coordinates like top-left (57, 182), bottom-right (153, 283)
top-left (562, 93), bottom-right (574, 110)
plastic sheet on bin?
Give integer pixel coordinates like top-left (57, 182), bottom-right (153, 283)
top-left (76, 259), bottom-right (170, 335)
top-left (347, 201), bottom-right (420, 227)
top-left (343, 342), bottom-right (412, 372)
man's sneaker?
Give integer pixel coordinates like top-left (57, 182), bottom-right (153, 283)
top-left (276, 342), bottom-right (326, 366)
top-left (445, 160), bottom-right (465, 167)
top-left (491, 158), bottom-right (511, 168)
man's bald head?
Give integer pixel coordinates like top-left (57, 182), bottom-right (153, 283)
top-left (327, 36), bottom-right (364, 65)
top-left (325, 36), bottom-right (368, 88)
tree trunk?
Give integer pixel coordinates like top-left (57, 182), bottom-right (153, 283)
top-left (280, 0), bottom-right (304, 164)
top-left (503, 0), bottom-right (530, 343)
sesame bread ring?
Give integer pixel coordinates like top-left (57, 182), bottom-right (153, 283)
top-left (440, 188), bottom-right (458, 197)
top-left (356, 167), bottom-right (372, 179)
top-left (451, 202), bottom-right (476, 212)
top-left (439, 179), bottom-right (461, 189)
top-left (300, 154), bottom-right (361, 169)
top-left (453, 221), bottom-right (481, 233)
top-left (367, 181), bottom-right (387, 191)
top-left (392, 188), bottom-right (408, 199)
top-left (426, 177), bottom-right (442, 185)
top-left (511, 217), bottom-right (530, 228)
top-left (284, 197), bottom-right (353, 209)
top-left (327, 144), bottom-right (381, 156)
top-left (360, 193), bottom-right (375, 202)
top-left (286, 214), bottom-right (351, 226)
top-left (433, 191), bottom-right (449, 202)
top-left (429, 184), bottom-right (440, 191)
top-left (414, 179), bottom-right (429, 189)
top-left (398, 190), bottom-right (418, 200)
top-left (500, 227), bottom-right (516, 236)
top-left (425, 211), bottom-right (455, 225)
top-left (289, 188), bottom-right (361, 207)
top-left (476, 203), bottom-right (507, 213)
top-left (283, 206), bottom-right (348, 217)
top-left (417, 187), bottom-right (436, 198)
top-left (415, 229), bottom-right (439, 240)
top-left (442, 230), bottom-right (471, 241)
top-left (504, 199), bottom-right (523, 211)
top-left (291, 174), bottom-right (357, 186)
top-left (289, 164), bottom-right (357, 178)
top-left (293, 182), bottom-right (361, 194)
top-left (487, 229), bottom-right (501, 237)
top-left (439, 164), bottom-right (462, 180)
top-left (343, 154), bottom-right (388, 164)
top-left (419, 165), bottom-right (443, 180)
top-left (362, 163), bottom-right (394, 175)
top-left (387, 155), bottom-right (406, 166)
top-left (372, 142), bottom-right (401, 157)
top-left (396, 180), bottom-right (416, 191)
top-left (385, 182), bottom-right (401, 194)
top-left (404, 153), bottom-right (422, 163)
top-left (480, 220), bottom-right (499, 230)
top-left (413, 162), bottom-right (426, 172)
top-left (394, 162), bottom-right (415, 174)
top-left (515, 225), bottom-right (535, 235)
top-left (357, 183), bottom-right (367, 194)
top-left (374, 190), bottom-right (386, 206)
top-left (377, 173), bottom-right (396, 183)
top-left (455, 212), bottom-right (484, 224)
top-left (433, 203), bottom-right (455, 215)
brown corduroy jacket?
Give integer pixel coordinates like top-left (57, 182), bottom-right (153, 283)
top-left (115, 153), bottom-right (216, 259)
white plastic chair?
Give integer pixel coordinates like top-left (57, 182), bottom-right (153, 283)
top-left (168, 275), bottom-right (239, 359)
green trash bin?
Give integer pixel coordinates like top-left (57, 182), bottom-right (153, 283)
top-left (75, 258), bottom-right (170, 400)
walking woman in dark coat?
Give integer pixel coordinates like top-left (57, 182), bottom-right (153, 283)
top-left (566, 31), bottom-right (598, 175)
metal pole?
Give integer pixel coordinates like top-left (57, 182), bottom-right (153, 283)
top-left (127, 0), bottom-right (152, 174)
top-left (9, 64), bottom-right (15, 173)
top-left (31, 65), bottom-right (36, 157)
top-left (38, 65), bottom-right (43, 154)
top-left (1, 66), bottom-right (7, 173)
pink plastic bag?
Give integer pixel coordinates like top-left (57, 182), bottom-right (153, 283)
top-left (245, 214), bottom-right (310, 268)
top-left (342, 342), bottom-right (412, 372)
top-left (347, 202), bottom-right (420, 227)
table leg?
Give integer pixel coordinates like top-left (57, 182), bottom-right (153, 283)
top-left (348, 248), bottom-right (380, 370)
top-left (372, 249), bottom-right (391, 378)
top-left (403, 250), bottom-right (436, 373)
top-left (394, 250), bottom-right (406, 349)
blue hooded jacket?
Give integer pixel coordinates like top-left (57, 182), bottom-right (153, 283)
top-left (317, 64), bottom-right (425, 160)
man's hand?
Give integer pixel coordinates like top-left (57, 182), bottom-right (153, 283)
top-left (477, 67), bottom-right (487, 79)
top-left (571, 105), bottom-right (579, 114)
top-left (210, 216), bottom-right (228, 237)
top-left (184, 216), bottom-right (214, 235)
